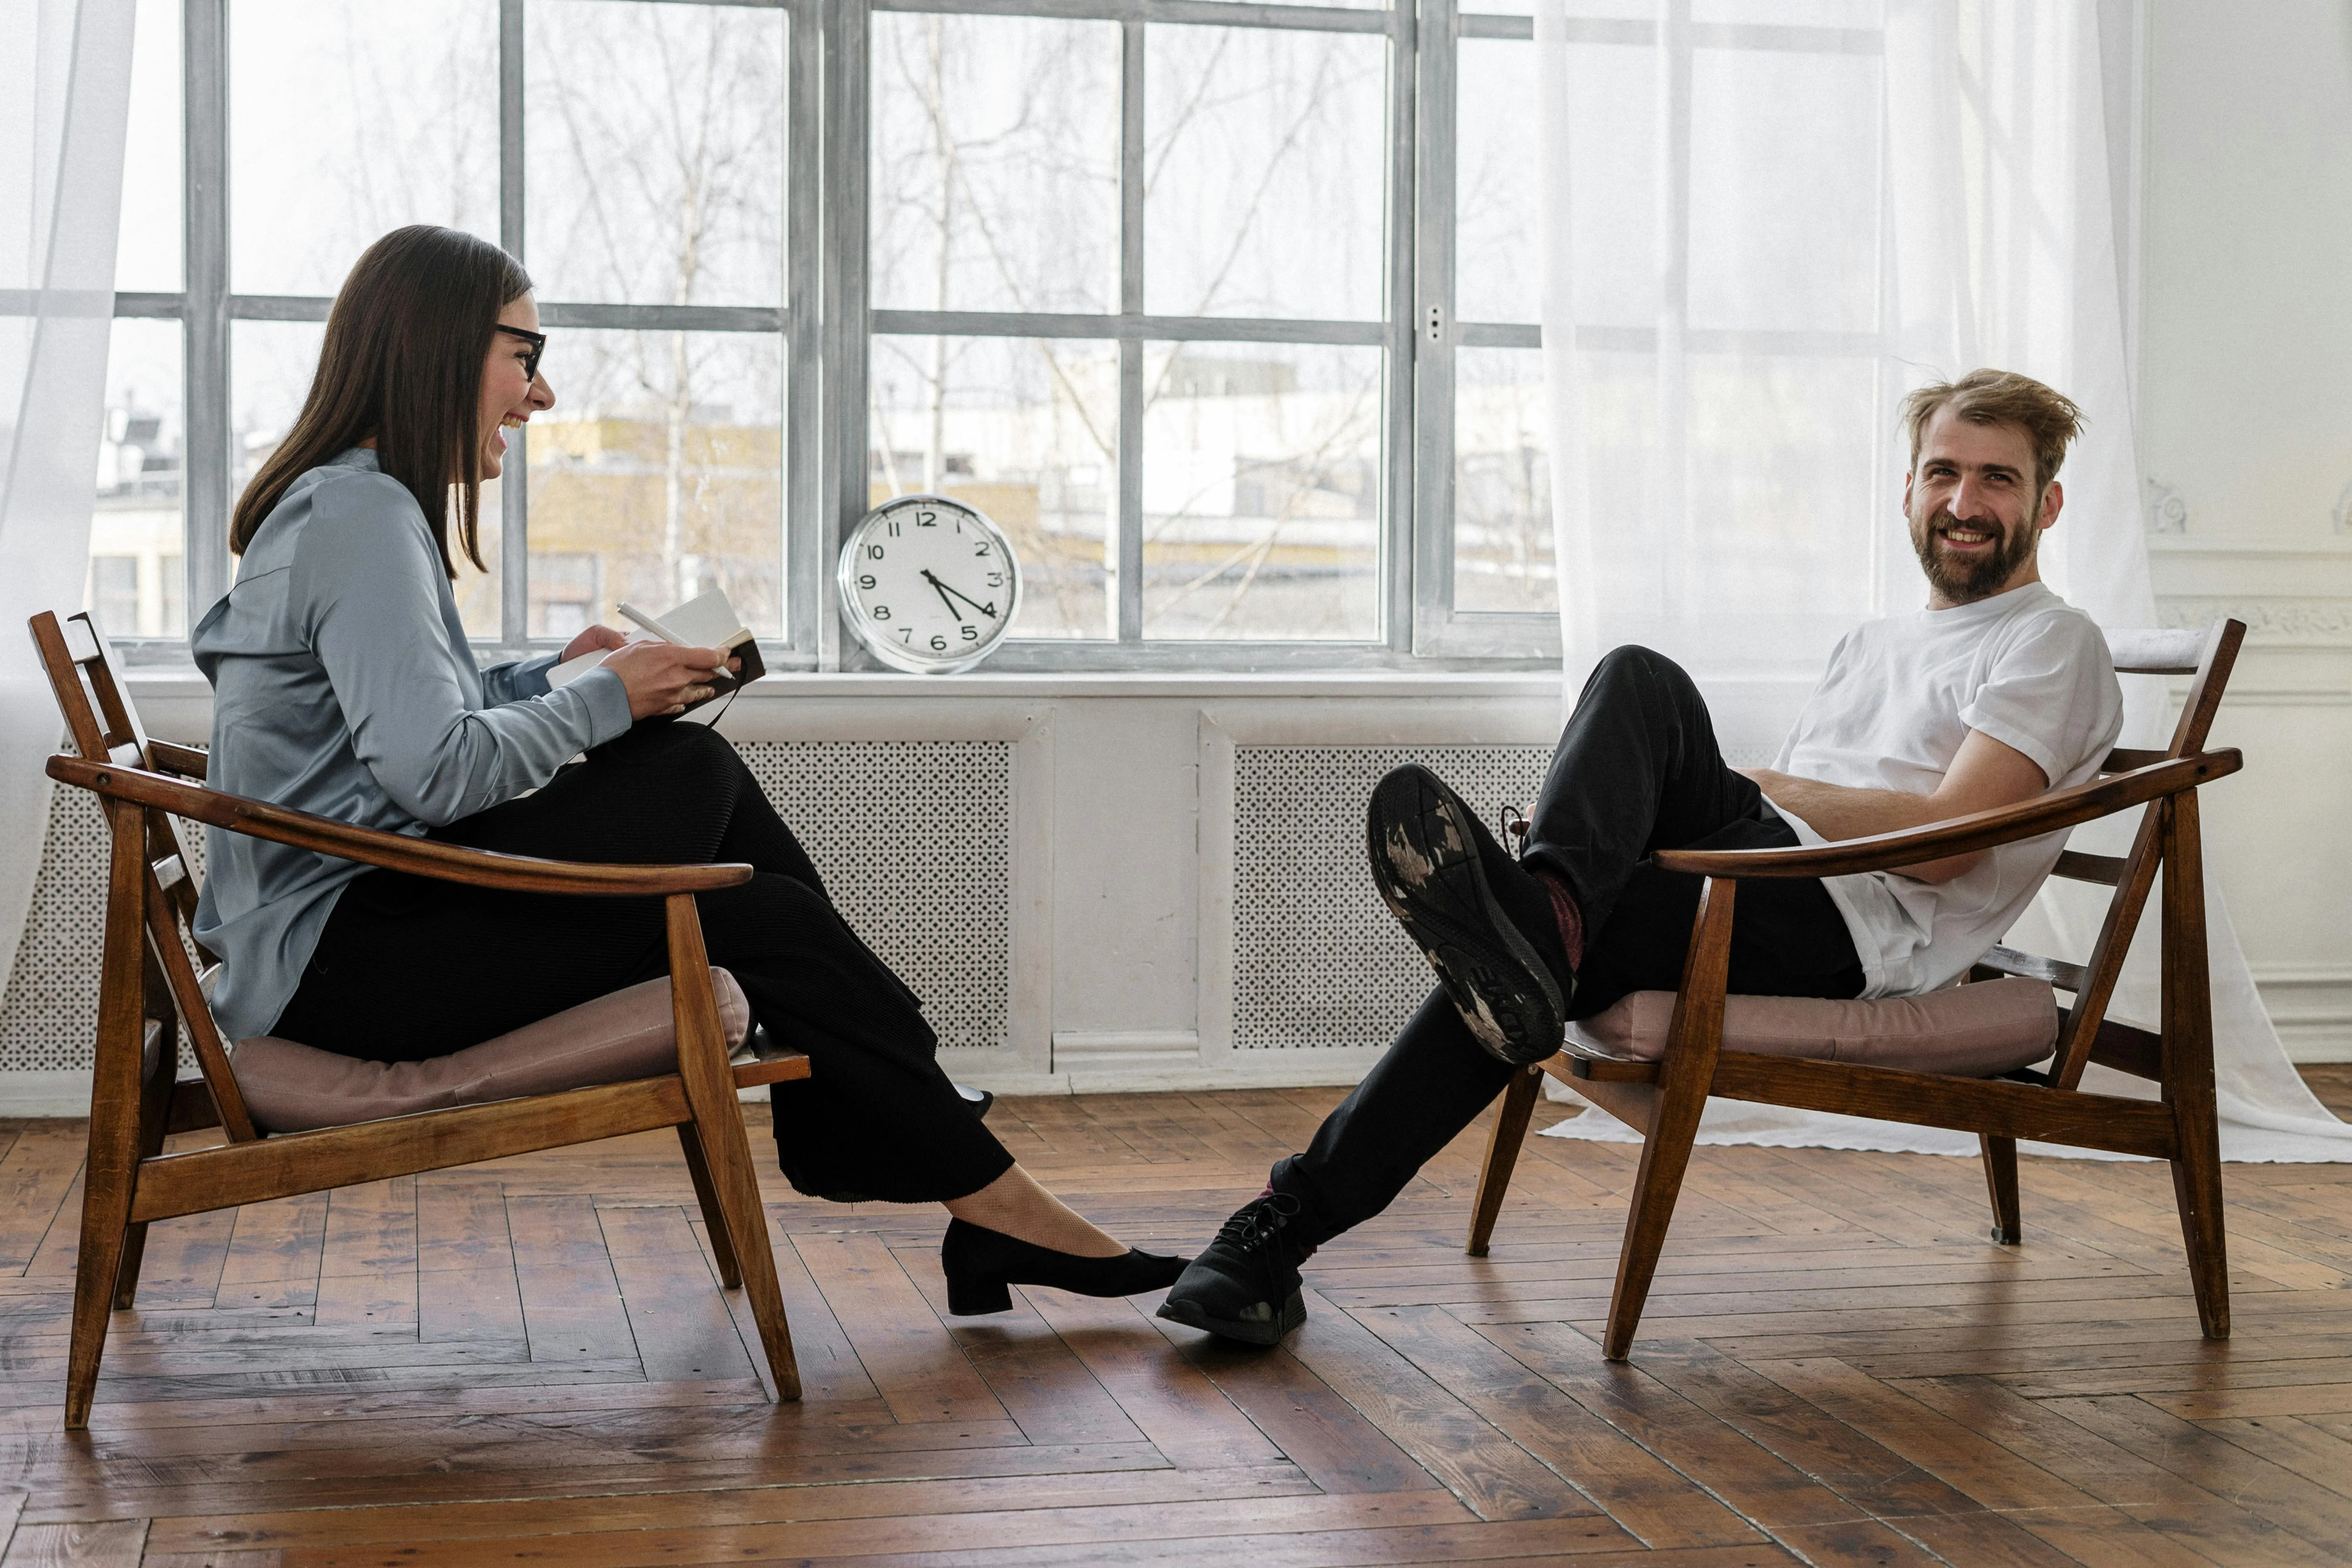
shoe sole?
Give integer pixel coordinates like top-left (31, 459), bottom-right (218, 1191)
top-left (1156, 1289), bottom-right (1307, 1346)
top-left (1366, 765), bottom-right (1566, 1066)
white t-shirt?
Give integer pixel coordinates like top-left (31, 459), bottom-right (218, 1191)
top-left (1763, 582), bottom-right (2125, 998)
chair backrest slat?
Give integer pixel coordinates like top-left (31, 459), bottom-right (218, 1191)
top-left (28, 610), bottom-right (258, 1141)
top-left (2052, 850), bottom-right (2125, 887)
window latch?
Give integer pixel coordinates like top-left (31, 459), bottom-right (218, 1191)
top-left (1425, 304), bottom-right (1444, 343)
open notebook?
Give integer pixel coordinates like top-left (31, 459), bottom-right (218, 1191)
top-left (547, 587), bottom-right (767, 716)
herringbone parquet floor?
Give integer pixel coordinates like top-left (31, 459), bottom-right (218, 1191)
top-left (3, 1072), bottom-right (2351, 1566)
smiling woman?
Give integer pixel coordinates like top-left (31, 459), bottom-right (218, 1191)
top-left (188, 226), bottom-right (1190, 1311)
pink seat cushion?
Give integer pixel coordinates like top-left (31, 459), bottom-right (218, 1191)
top-left (231, 970), bottom-right (754, 1135)
top-left (1566, 976), bottom-right (2058, 1078)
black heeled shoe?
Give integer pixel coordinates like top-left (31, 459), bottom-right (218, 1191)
top-left (940, 1218), bottom-right (1189, 1316)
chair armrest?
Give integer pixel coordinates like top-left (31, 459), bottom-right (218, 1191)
top-left (49, 755), bottom-right (752, 897)
top-left (1653, 751), bottom-right (2240, 880)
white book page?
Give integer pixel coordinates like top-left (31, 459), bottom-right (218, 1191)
top-left (657, 588), bottom-right (749, 648)
top-left (544, 587), bottom-right (747, 689)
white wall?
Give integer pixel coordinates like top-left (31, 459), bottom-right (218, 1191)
top-left (2138, 0), bottom-right (2352, 1058)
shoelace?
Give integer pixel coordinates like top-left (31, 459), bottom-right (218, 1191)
top-left (1215, 1193), bottom-right (1301, 1256)
top-left (1498, 802), bottom-right (1531, 861)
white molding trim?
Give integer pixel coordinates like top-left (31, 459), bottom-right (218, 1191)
top-left (2250, 964), bottom-right (2352, 1064)
top-left (0, 1071), bottom-right (92, 1117)
top-left (964, 1044), bottom-right (1392, 1098)
top-left (1050, 1030), bottom-right (1201, 1072)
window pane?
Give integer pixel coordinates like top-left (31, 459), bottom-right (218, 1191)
top-left (1565, 351), bottom-right (1879, 650)
top-left (88, 320), bottom-right (186, 638)
top-left (1198, 0), bottom-right (1386, 10)
top-left (528, 329), bottom-right (784, 639)
top-left (1693, 0), bottom-right (1882, 24)
top-left (527, 0), bottom-right (786, 308)
top-left (231, 319), bottom-right (506, 636)
top-left (230, 0), bottom-right (498, 296)
top-left (1145, 28), bottom-right (1387, 321)
top-left (1141, 342), bottom-right (1380, 640)
top-left (1452, 348), bottom-right (1552, 614)
top-left (871, 15), bottom-right (1118, 315)
top-left (1549, 40), bottom-right (1658, 328)
top-left (1688, 47), bottom-right (1880, 333)
top-left (1456, 40), bottom-right (1537, 326)
top-left (870, 335), bottom-right (1116, 641)
top-left (1460, 1), bottom-right (1648, 17)
top-left (116, 0), bottom-right (182, 293)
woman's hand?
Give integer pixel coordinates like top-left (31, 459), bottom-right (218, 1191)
top-left (604, 639), bottom-right (741, 719)
top-left (558, 623), bottom-right (629, 664)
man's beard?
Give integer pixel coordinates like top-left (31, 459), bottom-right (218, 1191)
top-left (1909, 504), bottom-right (2037, 603)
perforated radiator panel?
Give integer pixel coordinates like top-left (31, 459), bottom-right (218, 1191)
top-left (0, 740), bottom-right (1013, 1072)
top-left (1231, 741), bottom-right (1785, 1051)
top-left (1233, 746), bottom-right (1554, 1051)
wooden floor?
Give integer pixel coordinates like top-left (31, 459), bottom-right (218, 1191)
top-left (4, 1075), bottom-right (2352, 1567)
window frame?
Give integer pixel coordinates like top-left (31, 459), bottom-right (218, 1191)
top-left (99, 0), bottom-right (1884, 673)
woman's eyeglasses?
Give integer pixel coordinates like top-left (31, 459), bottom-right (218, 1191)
top-left (493, 323), bottom-right (547, 383)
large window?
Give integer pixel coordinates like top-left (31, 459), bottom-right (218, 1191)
top-left (93, 0), bottom-right (1885, 670)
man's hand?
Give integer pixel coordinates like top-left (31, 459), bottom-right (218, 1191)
top-left (558, 623), bottom-right (629, 664)
top-left (604, 640), bottom-right (741, 720)
top-left (1739, 729), bottom-right (2050, 884)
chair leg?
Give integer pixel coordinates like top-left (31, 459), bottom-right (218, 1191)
top-left (2159, 792), bottom-right (2230, 1340)
top-left (666, 896), bottom-right (802, 1400)
top-left (686, 1088), bottom-right (801, 1399)
top-left (112, 1024), bottom-right (179, 1310)
top-left (1601, 1060), bottom-right (1709, 1360)
top-left (1467, 1068), bottom-right (1543, 1257)
top-left (677, 1122), bottom-right (743, 1290)
top-left (1979, 1134), bottom-right (2021, 1245)
top-left (2170, 1123), bottom-right (2229, 1339)
top-left (73, 803), bottom-right (152, 1429)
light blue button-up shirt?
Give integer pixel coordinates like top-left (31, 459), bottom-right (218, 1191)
top-left (191, 448), bottom-right (633, 1041)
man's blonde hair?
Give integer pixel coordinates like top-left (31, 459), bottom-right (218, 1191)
top-left (1902, 369), bottom-right (2085, 496)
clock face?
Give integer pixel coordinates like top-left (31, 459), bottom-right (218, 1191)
top-left (838, 495), bottom-right (1022, 674)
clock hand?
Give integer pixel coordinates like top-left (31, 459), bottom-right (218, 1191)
top-left (920, 568), bottom-right (999, 620)
top-left (919, 569), bottom-right (963, 622)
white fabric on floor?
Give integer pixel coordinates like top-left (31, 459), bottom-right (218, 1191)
top-left (0, 0), bottom-right (138, 1004)
top-left (1529, 0), bottom-right (2350, 1161)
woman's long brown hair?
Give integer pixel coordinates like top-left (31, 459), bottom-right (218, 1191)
top-left (229, 225), bottom-right (533, 576)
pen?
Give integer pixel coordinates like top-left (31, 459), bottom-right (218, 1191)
top-left (616, 602), bottom-right (682, 643)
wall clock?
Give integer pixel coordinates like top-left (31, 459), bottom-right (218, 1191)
top-left (838, 494), bottom-right (1022, 674)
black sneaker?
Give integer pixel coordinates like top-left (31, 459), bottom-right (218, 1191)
top-left (1367, 764), bottom-right (1572, 1066)
top-left (1155, 1194), bottom-right (1311, 1345)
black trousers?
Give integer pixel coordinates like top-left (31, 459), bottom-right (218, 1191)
top-left (273, 721), bottom-right (1015, 1205)
top-left (1270, 645), bottom-right (1866, 1245)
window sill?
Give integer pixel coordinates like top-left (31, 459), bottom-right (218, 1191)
top-left (122, 665), bottom-right (1568, 703)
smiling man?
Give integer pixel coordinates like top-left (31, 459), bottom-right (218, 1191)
top-left (1159, 368), bottom-right (2127, 1346)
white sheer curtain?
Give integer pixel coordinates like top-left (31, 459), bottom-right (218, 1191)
top-left (0, 0), bottom-right (138, 1013)
top-left (1533, 0), bottom-right (2352, 1160)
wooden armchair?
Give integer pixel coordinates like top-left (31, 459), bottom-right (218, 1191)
top-left (30, 610), bottom-right (810, 1428)
top-left (1466, 619), bottom-right (2248, 1359)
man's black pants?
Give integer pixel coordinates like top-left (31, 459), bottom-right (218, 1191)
top-left (1270, 645), bottom-right (1867, 1245)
